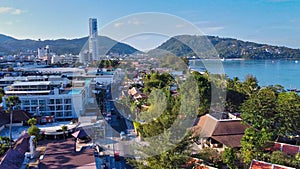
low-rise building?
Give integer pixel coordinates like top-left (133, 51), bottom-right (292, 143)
top-left (192, 112), bottom-right (249, 151)
top-left (2, 80), bottom-right (90, 121)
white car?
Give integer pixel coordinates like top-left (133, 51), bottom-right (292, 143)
top-left (120, 131), bottom-right (126, 140)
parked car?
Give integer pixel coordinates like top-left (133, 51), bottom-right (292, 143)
top-left (120, 131), bottom-right (126, 140)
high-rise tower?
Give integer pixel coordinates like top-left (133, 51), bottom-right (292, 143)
top-left (89, 18), bottom-right (98, 62)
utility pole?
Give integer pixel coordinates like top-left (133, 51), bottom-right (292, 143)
top-left (9, 106), bottom-right (14, 149)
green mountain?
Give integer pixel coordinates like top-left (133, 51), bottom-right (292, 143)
top-left (153, 35), bottom-right (300, 59)
top-left (0, 34), bottom-right (139, 55)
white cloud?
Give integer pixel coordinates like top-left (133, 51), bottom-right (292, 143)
top-left (0, 7), bottom-right (24, 15)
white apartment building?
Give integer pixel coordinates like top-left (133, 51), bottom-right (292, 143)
top-left (2, 80), bottom-right (90, 120)
top-left (51, 54), bottom-right (79, 64)
top-left (0, 75), bottom-right (70, 88)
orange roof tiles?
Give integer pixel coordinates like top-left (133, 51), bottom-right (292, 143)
top-left (250, 160), bottom-right (295, 169)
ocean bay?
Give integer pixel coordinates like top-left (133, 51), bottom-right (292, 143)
top-left (190, 59), bottom-right (300, 90)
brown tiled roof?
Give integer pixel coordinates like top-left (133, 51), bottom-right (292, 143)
top-left (0, 112), bottom-right (9, 127)
top-left (212, 120), bottom-right (249, 136)
top-left (0, 149), bottom-right (24, 169)
top-left (39, 139), bottom-right (95, 169)
top-left (194, 115), bottom-right (218, 137)
top-left (193, 114), bottom-right (249, 148)
top-left (211, 134), bottom-right (244, 148)
top-left (0, 133), bottom-right (30, 169)
top-left (250, 160), bottom-right (295, 169)
top-left (0, 110), bottom-right (32, 123)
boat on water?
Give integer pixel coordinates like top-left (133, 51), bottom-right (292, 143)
top-left (287, 88), bottom-right (300, 92)
top-left (220, 57), bottom-right (225, 61)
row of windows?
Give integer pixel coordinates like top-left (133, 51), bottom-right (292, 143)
top-left (22, 99), bottom-right (72, 106)
top-left (23, 105), bottom-right (73, 111)
top-left (26, 110), bottom-right (74, 117)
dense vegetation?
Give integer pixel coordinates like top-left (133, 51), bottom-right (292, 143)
top-left (125, 68), bottom-right (300, 168)
top-left (154, 35), bottom-right (300, 59)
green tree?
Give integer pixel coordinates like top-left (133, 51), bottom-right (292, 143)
top-left (6, 96), bottom-right (21, 148)
top-left (28, 125), bottom-right (41, 140)
top-left (275, 92), bottom-right (300, 138)
top-left (0, 136), bottom-right (12, 156)
top-left (241, 87), bottom-right (277, 131)
top-left (192, 71), bottom-right (211, 116)
top-left (242, 74), bottom-right (259, 96)
top-left (240, 127), bottom-right (272, 165)
top-left (0, 88), bottom-right (3, 104)
top-left (129, 131), bottom-right (193, 169)
top-left (27, 118), bottom-right (37, 126)
top-left (61, 125), bottom-right (68, 139)
top-left (197, 147), bottom-right (222, 165)
top-left (270, 151), bottom-right (285, 165)
top-left (139, 89), bottom-right (167, 122)
top-left (226, 77), bottom-right (246, 112)
top-left (222, 148), bottom-right (238, 169)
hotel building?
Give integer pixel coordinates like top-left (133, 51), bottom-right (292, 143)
top-left (2, 80), bottom-right (90, 121)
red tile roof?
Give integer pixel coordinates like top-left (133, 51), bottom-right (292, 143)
top-left (250, 160), bottom-right (295, 169)
top-left (282, 144), bottom-right (299, 155)
top-left (250, 160), bottom-right (272, 169)
top-left (272, 142), bottom-right (282, 151)
top-left (271, 142), bottom-right (300, 155)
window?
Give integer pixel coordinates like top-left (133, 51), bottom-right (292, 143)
top-left (39, 100), bottom-right (46, 105)
top-left (31, 100), bottom-right (38, 105)
top-left (49, 99), bottom-right (55, 104)
top-left (56, 105), bottom-right (63, 110)
top-left (64, 105), bottom-right (72, 110)
top-left (56, 112), bottom-right (63, 117)
top-left (64, 99), bottom-right (71, 104)
top-left (40, 106), bottom-right (46, 111)
top-left (49, 106), bottom-right (55, 111)
top-left (23, 100), bottom-right (30, 106)
top-left (56, 99), bottom-right (62, 104)
top-left (65, 111), bottom-right (72, 117)
top-left (24, 107), bottom-right (31, 112)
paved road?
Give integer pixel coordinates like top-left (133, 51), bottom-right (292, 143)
top-left (94, 85), bottom-right (135, 169)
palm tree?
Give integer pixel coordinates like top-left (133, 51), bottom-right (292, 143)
top-left (6, 96), bottom-right (21, 148)
top-left (61, 125), bottom-right (68, 139)
top-left (27, 118), bottom-right (37, 126)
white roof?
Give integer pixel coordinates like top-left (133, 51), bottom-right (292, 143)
top-left (12, 81), bottom-right (51, 86)
top-left (5, 90), bottom-right (51, 94)
top-left (0, 76), bottom-right (27, 81)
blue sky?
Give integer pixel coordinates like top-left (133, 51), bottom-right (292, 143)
top-left (0, 0), bottom-right (300, 50)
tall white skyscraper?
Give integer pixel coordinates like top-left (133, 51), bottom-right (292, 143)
top-left (89, 18), bottom-right (98, 62)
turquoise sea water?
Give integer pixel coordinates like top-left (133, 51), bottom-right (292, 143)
top-left (190, 59), bottom-right (300, 89)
